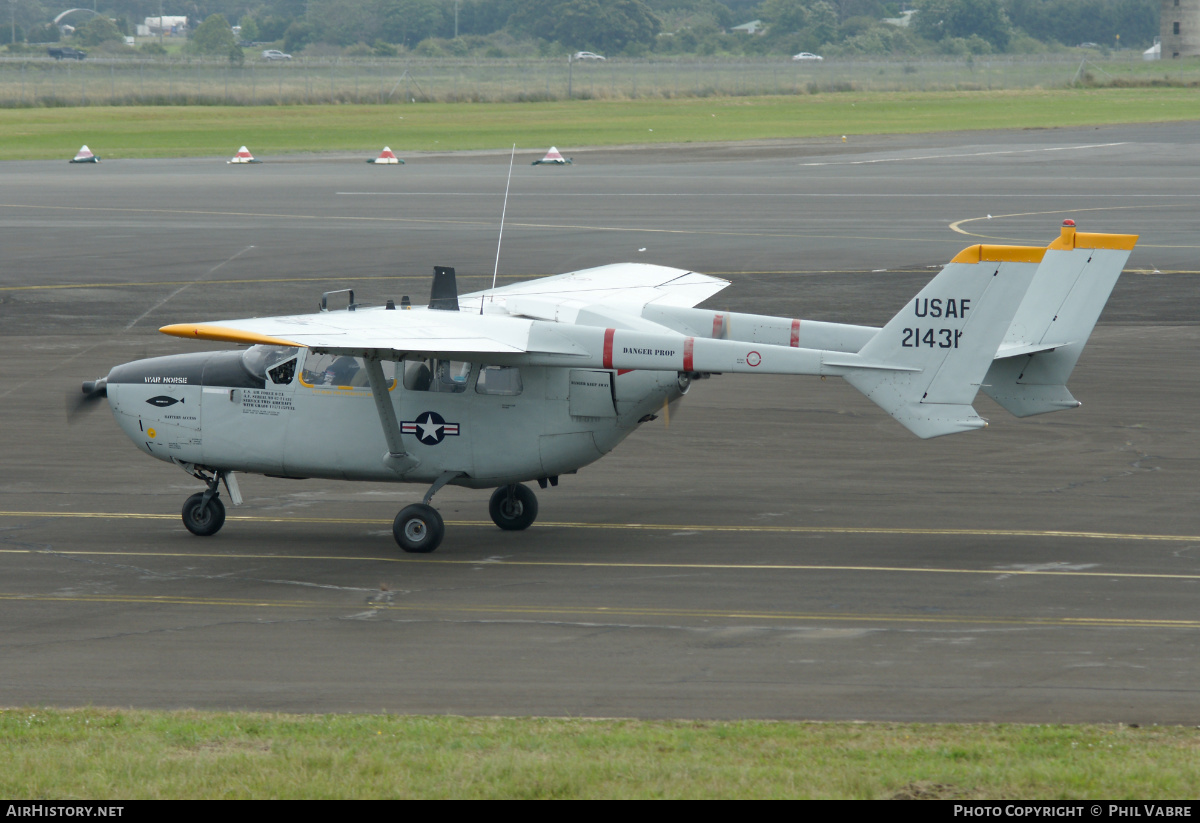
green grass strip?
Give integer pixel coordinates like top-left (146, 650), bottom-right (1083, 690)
top-left (2, 708), bottom-right (1198, 798)
top-left (1, 87), bottom-right (1198, 160)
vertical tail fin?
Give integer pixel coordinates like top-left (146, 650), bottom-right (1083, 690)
top-left (982, 222), bottom-right (1137, 417)
top-left (841, 245), bottom-right (1043, 438)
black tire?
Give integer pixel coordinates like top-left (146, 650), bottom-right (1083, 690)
top-left (182, 493), bottom-right (226, 537)
top-left (488, 484), bottom-right (538, 531)
top-left (393, 504), bottom-right (445, 553)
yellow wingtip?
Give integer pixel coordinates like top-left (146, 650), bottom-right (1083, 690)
top-left (159, 323), bottom-right (301, 348)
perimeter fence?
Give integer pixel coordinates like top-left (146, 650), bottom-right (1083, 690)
top-left (0, 53), bottom-right (1196, 107)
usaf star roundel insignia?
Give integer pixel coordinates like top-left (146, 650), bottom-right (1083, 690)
top-left (402, 411), bottom-right (461, 445)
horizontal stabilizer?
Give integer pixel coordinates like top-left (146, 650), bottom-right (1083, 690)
top-left (982, 355), bottom-right (1082, 417)
top-left (982, 366), bottom-right (1081, 418)
top-left (994, 341), bottom-right (1063, 358)
top-left (879, 403), bottom-right (988, 439)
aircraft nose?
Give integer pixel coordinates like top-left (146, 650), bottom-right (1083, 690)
top-left (103, 353), bottom-right (209, 463)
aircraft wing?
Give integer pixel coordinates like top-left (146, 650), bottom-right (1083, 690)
top-left (160, 309), bottom-right (588, 359)
top-left (461, 263), bottom-right (730, 313)
top-left (161, 263), bottom-right (728, 357)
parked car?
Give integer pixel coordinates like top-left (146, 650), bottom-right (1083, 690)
top-left (792, 52), bottom-right (823, 62)
top-left (48, 47), bottom-right (87, 60)
top-left (261, 49), bottom-right (291, 60)
top-left (572, 51), bottom-right (605, 61)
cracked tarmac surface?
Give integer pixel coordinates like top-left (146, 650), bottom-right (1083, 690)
top-left (1, 123), bottom-right (1198, 720)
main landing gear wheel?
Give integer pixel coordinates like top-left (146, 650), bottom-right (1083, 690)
top-left (393, 503), bottom-right (445, 553)
top-left (488, 484), bottom-right (538, 531)
top-left (182, 492), bottom-right (226, 536)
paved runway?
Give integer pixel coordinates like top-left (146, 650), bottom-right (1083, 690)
top-left (1, 123), bottom-right (1197, 721)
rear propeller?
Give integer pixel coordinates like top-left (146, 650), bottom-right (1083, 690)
top-left (67, 377), bottom-right (108, 424)
top-left (662, 396), bottom-right (685, 429)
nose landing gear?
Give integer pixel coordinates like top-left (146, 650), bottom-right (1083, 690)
top-left (182, 491), bottom-right (226, 536)
top-left (178, 465), bottom-right (240, 537)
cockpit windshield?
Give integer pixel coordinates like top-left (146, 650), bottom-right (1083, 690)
top-left (241, 345), bottom-right (299, 380)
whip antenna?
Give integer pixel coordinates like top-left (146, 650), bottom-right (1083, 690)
top-left (489, 143), bottom-right (517, 303)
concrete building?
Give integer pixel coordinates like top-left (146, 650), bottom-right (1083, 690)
top-left (142, 16), bottom-right (188, 37)
top-left (1161, 0), bottom-right (1200, 58)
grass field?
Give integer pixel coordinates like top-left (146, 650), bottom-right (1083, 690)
top-left (2, 709), bottom-right (1198, 799)
top-left (1, 87), bottom-right (1198, 160)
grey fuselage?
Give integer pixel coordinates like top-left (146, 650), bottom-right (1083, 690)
top-left (104, 347), bottom-right (687, 490)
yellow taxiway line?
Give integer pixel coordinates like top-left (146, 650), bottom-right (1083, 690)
top-left (1, 549), bottom-right (1198, 581)
top-left (0, 510), bottom-right (1196, 544)
top-left (0, 591), bottom-right (1195, 630)
top-left (2, 510), bottom-right (1200, 582)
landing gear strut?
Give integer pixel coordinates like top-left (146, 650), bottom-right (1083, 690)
top-left (392, 471), bottom-right (459, 554)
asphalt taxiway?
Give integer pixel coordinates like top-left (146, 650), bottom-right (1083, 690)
top-left (1, 123), bottom-right (1197, 721)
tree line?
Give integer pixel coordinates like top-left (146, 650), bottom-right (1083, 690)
top-left (9, 0), bottom-right (1162, 57)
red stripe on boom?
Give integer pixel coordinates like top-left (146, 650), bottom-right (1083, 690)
top-left (683, 337), bottom-right (694, 372)
top-left (790, 319), bottom-right (800, 347)
top-left (603, 328), bottom-right (615, 370)
top-left (712, 314), bottom-right (723, 338)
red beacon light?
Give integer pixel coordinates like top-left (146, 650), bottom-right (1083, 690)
top-left (1062, 219), bottom-right (1076, 227)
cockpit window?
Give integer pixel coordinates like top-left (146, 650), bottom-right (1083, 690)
top-left (300, 353), bottom-right (394, 389)
top-left (242, 346), bottom-right (299, 381)
top-left (267, 358), bottom-right (297, 385)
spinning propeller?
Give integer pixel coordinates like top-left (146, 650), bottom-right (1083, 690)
top-left (662, 396), bottom-right (685, 429)
top-left (67, 377), bottom-right (108, 424)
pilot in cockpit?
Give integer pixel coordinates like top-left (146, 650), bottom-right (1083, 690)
top-left (323, 356), bottom-right (360, 386)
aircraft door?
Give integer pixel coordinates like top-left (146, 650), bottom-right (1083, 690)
top-left (282, 351), bottom-right (399, 480)
top-left (396, 358), bottom-right (476, 479)
top-left (200, 346), bottom-right (297, 475)
top-left (470, 364), bottom-right (543, 482)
